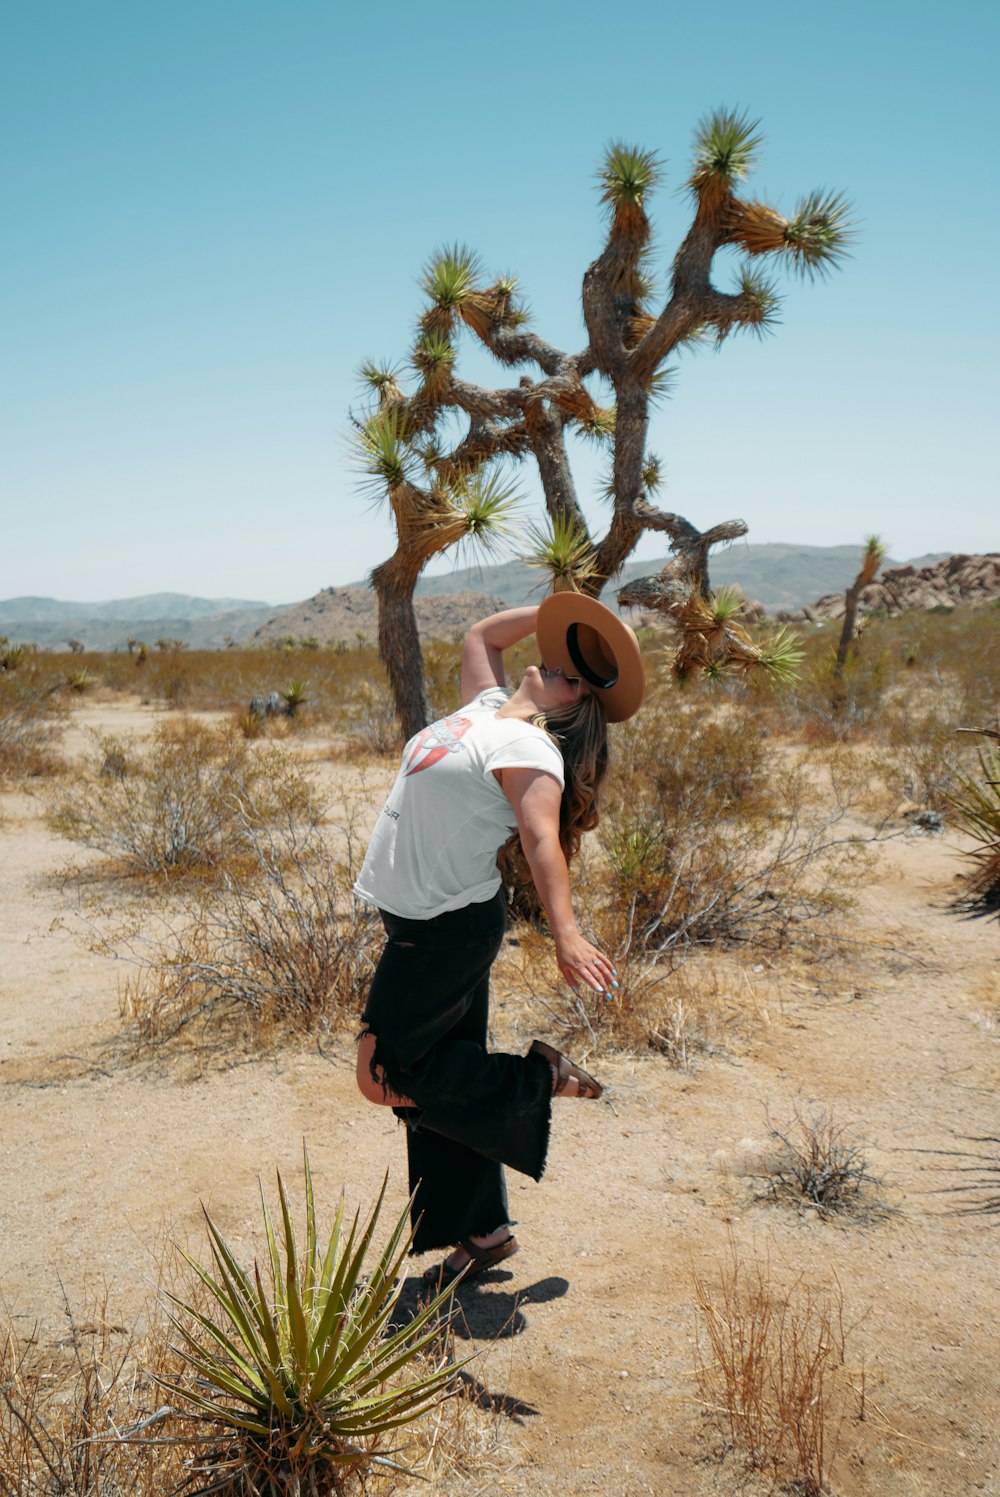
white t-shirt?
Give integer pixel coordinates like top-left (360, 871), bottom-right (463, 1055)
top-left (354, 688), bottom-right (565, 920)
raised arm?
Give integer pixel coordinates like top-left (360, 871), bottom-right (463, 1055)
top-left (461, 606), bottom-right (540, 702)
top-left (500, 766), bottom-right (617, 996)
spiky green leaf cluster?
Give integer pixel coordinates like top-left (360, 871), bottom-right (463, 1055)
top-left (450, 469), bottom-right (522, 559)
top-left (734, 263), bottom-right (781, 338)
top-left (577, 405), bottom-right (617, 442)
top-left (357, 407), bottom-right (414, 494)
top-left (642, 455), bottom-right (663, 494)
top-left (599, 142), bottom-right (660, 210)
top-left (691, 108), bottom-right (762, 193)
top-left (421, 245), bottom-right (482, 309)
top-left (783, 190), bottom-right (854, 277)
top-left (412, 331), bottom-right (456, 377)
top-left (707, 587), bottom-right (747, 624)
top-left (753, 625), bottom-right (804, 687)
top-left (522, 512), bottom-right (597, 588)
top-left (606, 821), bottom-right (662, 883)
top-left (948, 745), bottom-right (1000, 904)
top-left (358, 360), bottom-right (403, 396)
top-left (159, 1153), bottom-right (463, 1486)
top-left (647, 365), bottom-right (677, 407)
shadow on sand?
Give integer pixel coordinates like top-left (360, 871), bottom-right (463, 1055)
top-left (388, 1269), bottom-right (571, 1422)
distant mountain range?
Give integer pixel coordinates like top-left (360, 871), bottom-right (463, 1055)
top-left (415, 544), bottom-right (952, 614)
top-left (0, 547), bottom-right (954, 649)
top-left (0, 594), bottom-right (273, 650)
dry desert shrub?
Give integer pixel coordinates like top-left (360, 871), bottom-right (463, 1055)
top-left (119, 807), bottom-right (380, 1043)
top-left (0, 657), bottom-right (64, 779)
top-left (500, 697), bottom-right (883, 1054)
top-left (49, 719), bottom-right (319, 882)
top-left (694, 1246), bottom-right (862, 1495)
top-left (596, 702), bottom-right (879, 955)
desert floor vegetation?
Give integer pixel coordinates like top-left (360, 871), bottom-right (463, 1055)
top-left (2, 607), bottom-right (999, 1494)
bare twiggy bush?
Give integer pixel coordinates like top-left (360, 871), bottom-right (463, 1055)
top-left (762, 1105), bottom-right (884, 1217)
top-left (0, 661), bottom-right (64, 778)
top-left (119, 807), bottom-right (381, 1043)
top-left (694, 1246), bottom-right (862, 1495)
top-left (50, 720), bottom-right (319, 882)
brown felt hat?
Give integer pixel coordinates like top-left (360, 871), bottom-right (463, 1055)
top-left (535, 592), bottom-right (645, 723)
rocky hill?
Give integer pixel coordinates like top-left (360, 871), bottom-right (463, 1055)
top-left (244, 587), bottom-right (507, 647)
top-left (778, 553), bottom-right (1000, 623)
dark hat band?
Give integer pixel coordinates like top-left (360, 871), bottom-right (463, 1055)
top-left (567, 622), bottom-right (618, 690)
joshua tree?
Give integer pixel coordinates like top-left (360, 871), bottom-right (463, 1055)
top-left (355, 109), bottom-right (852, 738)
top-left (834, 534), bottom-right (886, 680)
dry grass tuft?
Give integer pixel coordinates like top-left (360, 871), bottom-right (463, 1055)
top-left (694, 1244), bottom-right (864, 1495)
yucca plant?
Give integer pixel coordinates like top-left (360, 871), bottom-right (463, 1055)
top-left (159, 1154), bottom-right (463, 1494)
top-left (948, 741), bottom-right (1000, 908)
top-left (281, 680), bottom-right (310, 718)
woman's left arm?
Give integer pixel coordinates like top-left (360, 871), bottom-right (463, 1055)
top-left (500, 767), bottom-right (617, 995)
top-left (462, 607), bottom-right (540, 701)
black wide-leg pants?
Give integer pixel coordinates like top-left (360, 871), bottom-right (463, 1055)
top-left (360, 890), bottom-right (553, 1254)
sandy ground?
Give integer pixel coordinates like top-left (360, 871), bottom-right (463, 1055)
top-left (2, 696), bottom-right (999, 1495)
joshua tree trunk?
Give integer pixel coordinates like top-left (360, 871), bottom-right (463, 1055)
top-left (371, 558), bottom-right (431, 743)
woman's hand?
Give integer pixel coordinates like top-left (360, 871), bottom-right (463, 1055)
top-left (553, 929), bottom-right (618, 996)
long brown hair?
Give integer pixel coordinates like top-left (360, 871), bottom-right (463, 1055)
top-left (531, 690), bottom-right (609, 863)
top-left (497, 692), bottom-right (609, 915)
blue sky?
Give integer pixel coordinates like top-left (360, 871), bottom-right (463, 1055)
top-left (2, 0), bottom-right (995, 604)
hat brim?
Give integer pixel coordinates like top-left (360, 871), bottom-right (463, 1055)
top-left (535, 592), bottom-right (645, 723)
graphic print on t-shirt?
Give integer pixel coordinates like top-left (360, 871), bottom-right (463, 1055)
top-left (402, 713), bottom-right (472, 776)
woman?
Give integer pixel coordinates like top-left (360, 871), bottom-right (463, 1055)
top-left (354, 594), bottom-right (644, 1285)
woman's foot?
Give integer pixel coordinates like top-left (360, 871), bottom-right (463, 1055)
top-left (529, 1039), bottom-right (603, 1099)
top-left (422, 1229), bottom-right (519, 1287)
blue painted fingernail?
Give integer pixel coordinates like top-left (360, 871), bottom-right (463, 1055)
top-left (612, 981), bottom-right (619, 989)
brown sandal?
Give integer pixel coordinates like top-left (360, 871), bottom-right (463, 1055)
top-left (421, 1233), bottom-right (519, 1289)
top-left (529, 1039), bottom-right (604, 1099)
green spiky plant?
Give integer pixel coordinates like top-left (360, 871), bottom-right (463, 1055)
top-left (948, 739), bottom-right (1000, 909)
top-left (354, 110), bottom-right (853, 736)
top-left (523, 513), bottom-right (601, 594)
top-left (281, 680), bottom-right (310, 718)
top-left (159, 1153), bottom-right (464, 1494)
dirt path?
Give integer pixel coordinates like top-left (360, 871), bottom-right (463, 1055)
top-left (2, 700), bottom-right (998, 1495)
